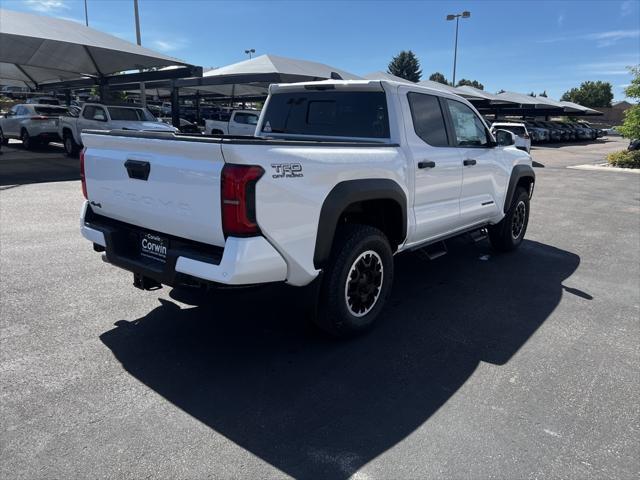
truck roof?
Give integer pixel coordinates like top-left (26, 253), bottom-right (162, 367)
top-left (269, 79), bottom-right (473, 105)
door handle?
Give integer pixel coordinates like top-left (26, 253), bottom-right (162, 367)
top-left (463, 159), bottom-right (477, 166)
top-left (418, 161), bottom-right (436, 169)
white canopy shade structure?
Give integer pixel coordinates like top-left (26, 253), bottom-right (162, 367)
top-left (0, 8), bottom-right (190, 89)
top-left (559, 101), bottom-right (603, 116)
top-left (454, 85), bottom-right (515, 105)
top-left (177, 54), bottom-right (361, 97)
top-left (363, 71), bottom-right (414, 84)
top-left (417, 79), bottom-right (487, 101)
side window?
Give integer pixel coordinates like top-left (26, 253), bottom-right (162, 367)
top-left (82, 106), bottom-right (95, 119)
top-left (445, 99), bottom-right (489, 147)
top-left (407, 92), bottom-right (448, 147)
top-left (234, 112), bottom-right (258, 125)
top-left (9, 106), bottom-right (18, 116)
top-left (92, 107), bottom-right (107, 121)
top-left (16, 106), bottom-right (27, 116)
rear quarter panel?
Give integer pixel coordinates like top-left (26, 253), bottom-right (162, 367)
top-left (221, 143), bottom-right (409, 286)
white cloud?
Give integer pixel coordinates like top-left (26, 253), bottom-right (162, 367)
top-left (25, 0), bottom-right (69, 12)
top-left (588, 29), bottom-right (640, 47)
top-left (557, 14), bottom-right (564, 27)
top-left (151, 39), bottom-right (188, 52)
top-left (539, 29), bottom-right (640, 47)
top-left (620, 0), bottom-right (635, 17)
top-left (575, 60), bottom-right (637, 76)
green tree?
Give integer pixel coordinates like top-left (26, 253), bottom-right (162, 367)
top-left (539, 90), bottom-right (548, 97)
top-left (560, 80), bottom-right (613, 107)
top-left (428, 72), bottom-right (450, 85)
top-left (388, 50), bottom-right (422, 82)
top-left (618, 66), bottom-right (640, 139)
top-left (456, 79), bottom-right (484, 90)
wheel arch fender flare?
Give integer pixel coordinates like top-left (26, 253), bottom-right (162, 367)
top-left (504, 164), bottom-right (535, 213)
top-left (313, 179), bottom-right (407, 269)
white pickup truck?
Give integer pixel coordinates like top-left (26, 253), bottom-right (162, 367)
top-left (79, 80), bottom-right (534, 337)
top-left (59, 103), bottom-right (177, 156)
top-left (204, 109), bottom-right (260, 136)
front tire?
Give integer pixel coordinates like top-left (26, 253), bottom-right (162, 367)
top-left (315, 225), bottom-right (394, 337)
top-left (489, 186), bottom-right (530, 252)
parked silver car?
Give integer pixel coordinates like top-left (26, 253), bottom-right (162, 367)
top-left (0, 104), bottom-right (69, 149)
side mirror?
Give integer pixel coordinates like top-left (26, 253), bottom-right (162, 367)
top-left (495, 129), bottom-right (516, 147)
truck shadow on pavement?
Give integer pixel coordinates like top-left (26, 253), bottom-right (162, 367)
top-left (0, 144), bottom-right (79, 186)
top-left (100, 239), bottom-right (582, 479)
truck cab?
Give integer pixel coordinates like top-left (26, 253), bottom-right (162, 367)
top-left (205, 109), bottom-right (261, 136)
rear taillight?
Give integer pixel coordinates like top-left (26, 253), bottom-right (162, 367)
top-left (79, 148), bottom-right (87, 199)
top-left (221, 164), bottom-right (264, 237)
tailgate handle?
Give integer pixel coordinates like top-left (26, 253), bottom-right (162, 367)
top-left (124, 159), bottom-right (150, 181)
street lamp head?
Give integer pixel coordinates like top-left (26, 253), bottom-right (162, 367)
top-left (462, 11), bottom-right (471, 18)
top-left (446, 14), bottom-right (456, 20)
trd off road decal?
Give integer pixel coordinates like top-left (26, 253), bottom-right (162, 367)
top-left (271, 163), bottom-right (303, 179)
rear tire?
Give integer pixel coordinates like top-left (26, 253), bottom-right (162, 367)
top-left (64, 134), bottom-right (80, 157)
top-left (489, 187), bottom-right (530, 252)
top-left (0, 128), bottom-right (7, 145)
top-left (315, 225), bottom-right (394, 337)
top-left (21, 129), bottom-right (32, 150)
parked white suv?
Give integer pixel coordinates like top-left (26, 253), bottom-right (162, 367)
top-left (80, 80), bottom-right (535, 337)
top-left (0, 104), bottom-right (69, 149)
top-left (491, 122), bottom-right (531, 153)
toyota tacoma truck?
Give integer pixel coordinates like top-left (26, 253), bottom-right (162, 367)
top-left (79, 80), bottom-right (535, 337)
top-left (59, 103), bottom-right (177, 156)
top-left (204, 109), bottom-right (261, 136)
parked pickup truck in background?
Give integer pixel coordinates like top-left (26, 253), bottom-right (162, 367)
top-left (59, 103), bottom-right (177, 156)
top-left (79, 80), bottom-right (535, 337)
top-left (204, 109), bottom-right (260, 135)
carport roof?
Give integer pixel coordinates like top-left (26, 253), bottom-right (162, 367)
top-left (558, 101), bottom-right (603, 116)
top-left (0, 8), bottom-right (190, 88)
top-left (177, 54), bottom-right (361, 95)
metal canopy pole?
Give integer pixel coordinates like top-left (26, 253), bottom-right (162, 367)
top-left (171, 80), bottom-right (180, 128)
top-left (133, 0), bottom-right (146, 106)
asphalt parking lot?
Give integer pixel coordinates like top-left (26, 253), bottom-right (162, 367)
top-left (1, 137), bottom-right (638, 479)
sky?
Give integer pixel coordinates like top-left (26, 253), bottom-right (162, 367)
top-left (3, 0), bottom-right (640, 101)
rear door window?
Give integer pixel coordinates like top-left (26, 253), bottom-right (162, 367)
top-left (407, 92), bottom-right (448, 147)
top-left (234, 112), bottom-right (259, 125)
top-left (108, 107), bottom-right (145, 121)
top-left (261, 91), bottom-right (390, 139)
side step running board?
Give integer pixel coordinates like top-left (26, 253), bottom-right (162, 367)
top-left (469, 227), bottom-right (488, 243)
top-left (418, 241), bottom-right (448, 261)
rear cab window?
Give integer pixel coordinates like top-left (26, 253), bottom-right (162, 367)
top-left (260, 90), bottom-right (390, 140)
top-left (34, 106), bottom-right (69, 117)
top-left (407, 92), bottom-right (449, 147)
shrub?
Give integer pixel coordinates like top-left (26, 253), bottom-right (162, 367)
top-left (607, 150), bottom-right (640, 169)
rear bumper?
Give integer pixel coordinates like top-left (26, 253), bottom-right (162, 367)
top-left (80, 202), bottom-right (287, 286)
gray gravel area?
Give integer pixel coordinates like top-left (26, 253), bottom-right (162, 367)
top-left (1, 137), bottom-right (638, 479)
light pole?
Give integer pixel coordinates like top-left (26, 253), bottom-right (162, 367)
top-left (84, 0), bottom-right (88, 26)
top-left (446, 11), bottom-right (470, 87)
top-left (245, 49), bottom-right (255, 59)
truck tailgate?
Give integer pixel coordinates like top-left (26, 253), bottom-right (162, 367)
top-left (82, 132), bottom-right (226, 247)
